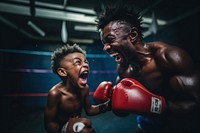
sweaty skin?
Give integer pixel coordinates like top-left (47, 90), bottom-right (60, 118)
top-left (44, 52), bottom-right (101, 133)
top-left (101, 20), bottom-right (200, 132)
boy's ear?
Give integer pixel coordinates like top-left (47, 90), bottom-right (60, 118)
top-left (57, 68), bottom-right (67, 77)
top-left (129, 27), bottom-right (138, 43)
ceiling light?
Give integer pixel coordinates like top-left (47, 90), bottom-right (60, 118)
top-left (35, 8), bottom-right (96, 24)
top-left (74, 25), bottom-right (97, 32)
top-left (0, 2), bottom-right (30, 16)
top-left (69, 38), bottom-right (94, 44)
top-left (35, 1), bottom-right (96, 15)
top-left (61, 21), bottom-right (68, 43)
top-left (143, 17), bottom-right (166, 25)
top-left (27, 21), bottom-right (45, 37)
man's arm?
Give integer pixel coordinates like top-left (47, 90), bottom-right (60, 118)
top-left (111, 45), bottom-right (200, 116)
top-left (156, 45), bottom-right (200, 113)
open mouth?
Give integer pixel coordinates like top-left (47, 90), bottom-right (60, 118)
top-left (111, 53), bottom-right (124, 64)
top-left (79, 71), bottom-right (88, 85)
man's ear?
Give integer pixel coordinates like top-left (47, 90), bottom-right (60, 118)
top-left (57, 68), bottom-right (67, 77)
top-left (129, 27), bottom-right (138, 43)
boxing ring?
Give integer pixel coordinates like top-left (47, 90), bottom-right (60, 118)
top-left (0, 49), bottom-right (116, 105)
top-left (0, 49), bottom-right (137, 133)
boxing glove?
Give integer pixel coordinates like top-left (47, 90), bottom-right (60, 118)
top-left (112, 78), bottom-right (166, 115)
top-left (61, 117), bottom-right (95, 133)
top-left (93, 81), bottom-right (114, 113)
top-left (93, 81), bottom-right (113, 104)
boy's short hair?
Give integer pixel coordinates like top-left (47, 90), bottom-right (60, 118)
top-left (51, 43), bottom-right (86, 74)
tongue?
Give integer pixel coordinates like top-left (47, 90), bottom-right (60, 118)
top-left (79, 78), bottom-right (87, 85)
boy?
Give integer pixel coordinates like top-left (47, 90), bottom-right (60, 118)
top-left (44, 44), bottom-right (110, 133)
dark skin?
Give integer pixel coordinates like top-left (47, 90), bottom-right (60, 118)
top-left (44, 52), bottom-right (101, 133)
top-left (100, 21), bottom-right (200, 132)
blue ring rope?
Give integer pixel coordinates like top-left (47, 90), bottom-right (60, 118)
top-left (0, 49), bottom-right (110, 58)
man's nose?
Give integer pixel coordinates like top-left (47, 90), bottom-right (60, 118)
top-left (103, 44), bottom-right (111, 53)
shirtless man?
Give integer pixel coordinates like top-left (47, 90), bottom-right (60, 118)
top-left (44, 44), bottom-right (110, 133)
top-left (95, 4), bottom-right (200, 133)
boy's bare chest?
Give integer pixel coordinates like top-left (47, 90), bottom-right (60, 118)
top-left (59, 94), bottom-right (84, 117)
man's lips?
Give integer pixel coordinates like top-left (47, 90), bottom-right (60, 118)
top-left (110, 53), bottom-right (123, 64)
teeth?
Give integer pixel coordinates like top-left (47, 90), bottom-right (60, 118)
top-left (81, 70), bottom-right (88, 74)
top-left (110, 53), bottom-right (117, 57)
top-left (116, 55), bottom-right (119, 59)
top-left (110, 53), bottom-right (122, 64)
top-left (110, 55), bottom-right (114, 58)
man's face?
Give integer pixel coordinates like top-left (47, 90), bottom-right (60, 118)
top-left (100, 21), bottom-right (132, 67)
top-left (60, 52), bottom-right (89, 88)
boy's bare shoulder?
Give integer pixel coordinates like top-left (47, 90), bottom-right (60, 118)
top-left (48, 83), bottom-right (63, 98)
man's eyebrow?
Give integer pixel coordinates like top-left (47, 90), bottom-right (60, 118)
top-left (112, 27), bottom-right (122, 31)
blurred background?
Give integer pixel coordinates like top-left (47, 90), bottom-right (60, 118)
top-left (0, 0), bottom-right (199, 133)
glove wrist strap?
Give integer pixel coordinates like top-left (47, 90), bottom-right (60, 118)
top-left (61, 122), bottom-right (68, 133)
top-left (99, 100), bottom-right (110, 113)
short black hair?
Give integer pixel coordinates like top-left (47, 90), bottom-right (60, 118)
top-left (51, 43), bottom-right (86, 74)
top-left (96, 3), bottom-right (144, 38)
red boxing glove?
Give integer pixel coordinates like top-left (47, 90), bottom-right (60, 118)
top-left (112, 78), bottom-right (166, 115)
top-left (93, 81), bottom-right (113, 104)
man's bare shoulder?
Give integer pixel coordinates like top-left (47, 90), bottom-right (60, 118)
top-left (147, 41), bottom-right (170, 50)
top-left (148, 42), bottom-right (194, 71)
top-left (148, 41), bottom-right (183, 51)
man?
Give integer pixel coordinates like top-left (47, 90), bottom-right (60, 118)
top-left (44, 44), bottom-right (110, 133)
top-left (95, 4), bottom-right (200, 133)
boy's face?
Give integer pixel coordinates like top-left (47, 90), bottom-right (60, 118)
top-left (60, 52), bottom-right (89, 89)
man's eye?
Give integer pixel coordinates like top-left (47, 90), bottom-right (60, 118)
top-left (102, 36), bottom-right (115, 44)
top-left (107, 37), bottom-right (115, 43)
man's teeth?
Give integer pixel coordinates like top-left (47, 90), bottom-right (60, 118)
top-left (114, 55), bottom-right (119, 60)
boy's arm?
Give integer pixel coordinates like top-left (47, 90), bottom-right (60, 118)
top-left (84, 83), bottom-right (111, 116)
top-left (44, 90), bottom-right (61, 133)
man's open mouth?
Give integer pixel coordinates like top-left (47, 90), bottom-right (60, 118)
top-left (111, 53), bottom-right (124, 64)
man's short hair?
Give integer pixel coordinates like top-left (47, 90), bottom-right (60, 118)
top-left (96, 3), bottom-right (144, 38)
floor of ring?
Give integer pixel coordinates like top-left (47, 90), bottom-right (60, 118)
top-left (1, 100), bottom-right (137, 133)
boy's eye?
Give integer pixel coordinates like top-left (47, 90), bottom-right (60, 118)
top-left (72, 58), bottom-right (88, 66)
top-left (74, 60), bottom-right (81, 65)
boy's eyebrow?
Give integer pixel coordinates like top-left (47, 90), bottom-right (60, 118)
top-left (65, 57), bottom-right (87, 62)
top-left (73, 57), bottom-right (87, 61)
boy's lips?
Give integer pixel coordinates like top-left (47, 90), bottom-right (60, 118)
top-left (79, 70), bottom-right (89, 85)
